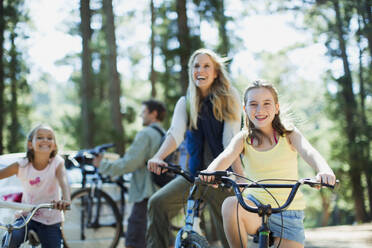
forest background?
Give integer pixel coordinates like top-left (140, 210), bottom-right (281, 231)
top-left (0, 0), bottom-right (371, 228)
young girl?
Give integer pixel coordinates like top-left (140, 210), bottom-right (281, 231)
top-left (200, 80), bottom-right (336, 248)
top-left (0, 124), bottom-right (71, 248)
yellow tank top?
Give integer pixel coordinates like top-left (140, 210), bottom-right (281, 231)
top-left (242, 132), bottom-right (305, 210)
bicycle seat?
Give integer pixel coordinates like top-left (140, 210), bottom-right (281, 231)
top-left (28, 229), bottom-right (40, 246)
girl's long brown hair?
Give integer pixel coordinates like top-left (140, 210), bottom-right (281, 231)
top-left (243, 80), bottom-right (293, 145)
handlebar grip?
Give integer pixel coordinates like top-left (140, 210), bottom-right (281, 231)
top-left (322, 179), bottom-right (340, 189)
top-left (303, 178), bottom-right (340, 189)
top-left (198, 170), bottom-right (230, 177)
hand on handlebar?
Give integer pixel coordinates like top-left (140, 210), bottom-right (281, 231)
top-left (147, 157), bottom-right (168, 175)
top-left (198, 170), bottom-right (219, 188)
top-left (315, 171), bottom-right (336, 188)
top-left (52, 199), bottom-right (71, 211)
top-left (199, 170), bottom-right (215, 183)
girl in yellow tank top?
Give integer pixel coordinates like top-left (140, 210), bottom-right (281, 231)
top-left (200, 80), bottom-right (336, 248)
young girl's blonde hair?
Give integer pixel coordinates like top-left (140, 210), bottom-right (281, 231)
top-left (187, 48), bottom-right (240, 129)
top-left (243, 80), bottom-right (293, 145)
top-left (26, 124), bottom-right (58, 162)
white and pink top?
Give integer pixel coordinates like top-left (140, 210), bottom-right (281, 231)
top-left (17, 155), bottom-right (64, 225)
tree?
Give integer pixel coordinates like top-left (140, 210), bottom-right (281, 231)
top-left (0, 0), bottom-right (30, 153)
top-left (80, 0), bottom-right (95, 148)
top-left (150, 0), bottom-right (157, 97)
top-left (0, 0), bottom-right (4, 154)
top-left (331, 0), bottom-right (369, 222)
top-left (153, 0), bottom-right (203, 125)
top-left (193, 0), bottom-right (231, 56)
top-left (7, 27), bottom-right (22, 152)
top-left (176, 0), bottom-right (192, 94)
top-left (102, 0), bottom-right (125, 155)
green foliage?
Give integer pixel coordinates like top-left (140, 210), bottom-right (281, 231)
top-left (1, 0), bottom-right (31, 154)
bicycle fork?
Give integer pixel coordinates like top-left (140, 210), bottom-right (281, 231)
top-left (257, 215), bottom-right (270, 248)
top-left (175, 184), bottom-right (201, 247)
top-left (256, 205), bottom-right (273, 248)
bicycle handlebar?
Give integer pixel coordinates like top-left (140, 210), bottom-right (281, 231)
top-left (158, 163), bottom-right (194, 183)
top-left (0, 201), bottom-right (70, 230)
top-left (67, 143), bottom-right (115, 168)
top-left (75, 143), bottom-right (114, 159)
top-left (197, 171), bottom-right (339, 214)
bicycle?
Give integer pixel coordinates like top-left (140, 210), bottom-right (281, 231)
top-left (198, 170), bottom-right (338, 248)
top-left (159, 163), bottom-right (210, 248)
top-left (62, 144), bottom-right (129, 248)
top-left (0, 200), bottom-right (68, 248)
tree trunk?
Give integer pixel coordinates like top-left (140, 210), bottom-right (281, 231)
top-left (215, 0), bottom-right (229, 57)
top-left (176, 0), bottom-right (191, 94)
top-left (357, 9), bottom-right (372, 219)
top-left (362, 0), bottom-right (372, 59)
top-left (333, 0), bottom-right (369, 222)
top-left (80, 0), bottom-right (94, 148)
top-left (102, 0), bottom-right (125, 155)
top-left (150, 0), bottom-right (157, 97)
top-left (320, 191), bottom-right (331, 226)
top-left (0, 0), bottom-right (4, 154)
top-left (8, 31), bottom-right (19, 153)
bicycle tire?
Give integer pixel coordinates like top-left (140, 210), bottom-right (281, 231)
top-left (182, 232), bottom-right (210, 248)
top-left (62, 188), bottom-right (122, 248)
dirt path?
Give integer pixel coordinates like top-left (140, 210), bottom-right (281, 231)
top-left (222, 223), bottom-right (372, 248)
top-left (305, 223), bottom-right (372, 248)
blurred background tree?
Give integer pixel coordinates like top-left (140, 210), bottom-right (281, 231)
top-left (0, 0), bottom-right (371, 227)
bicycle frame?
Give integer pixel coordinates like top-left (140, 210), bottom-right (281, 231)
top-left (174, 183), bottom-right (202, 247)
top-left (68, 143), bottom-right (128, 223)
top-left (64, 143), bottom-right (128, 247)
top-left (158, 163), bottom-right (210, 248)
top-left (198, 172), bottom-right (338, 248)
top-left (0, 201), bottom-right (56, 248)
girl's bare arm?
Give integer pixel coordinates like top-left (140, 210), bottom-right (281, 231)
top-left (56, 161), bottom-right (71, 209)
top-left (0, 162), bottom-right (19, 180)
top-left (200, 131), bottom-right (245, 182)
top-left (289, 127), bottom-right (336, 185)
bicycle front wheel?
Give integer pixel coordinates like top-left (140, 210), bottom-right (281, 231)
top-left (183, 232), bottom-right (210, 248)
top-left (62, 188), bottom-right (122, 248)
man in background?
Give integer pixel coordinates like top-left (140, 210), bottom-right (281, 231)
top-left (94, 99), bottom-right (166, 248)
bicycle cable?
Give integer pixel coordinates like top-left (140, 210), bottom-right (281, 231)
top-left (254, 178), bottom-right (300, 248)
top-left (236, 192), bottom-right (244, 248)
top-left (231, 172), bottom-right (285, 248)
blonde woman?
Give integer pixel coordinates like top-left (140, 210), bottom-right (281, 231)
top-left (147, 48), bottom-right (244, 248)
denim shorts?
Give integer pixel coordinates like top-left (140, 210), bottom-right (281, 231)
top-left (247, 194), bottom-right (305, 245)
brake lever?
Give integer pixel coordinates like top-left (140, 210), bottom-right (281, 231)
top-left (301, 178), bottom-right (340, 190)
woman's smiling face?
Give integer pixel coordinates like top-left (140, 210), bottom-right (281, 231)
top-left (192, 53), bottom-right (217, 95)
top-left (245, 87), bottom-right (279, 130)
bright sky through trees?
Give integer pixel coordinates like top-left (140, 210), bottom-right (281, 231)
top-left (25, 0), bottom-right (331, 89)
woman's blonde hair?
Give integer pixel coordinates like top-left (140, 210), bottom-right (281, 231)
top-left (26, 124), bottom-right (58, 162)
top-left (243, 80), bottom-right (293, 145)
top-left (187, 48), bottom-right (240, 129)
